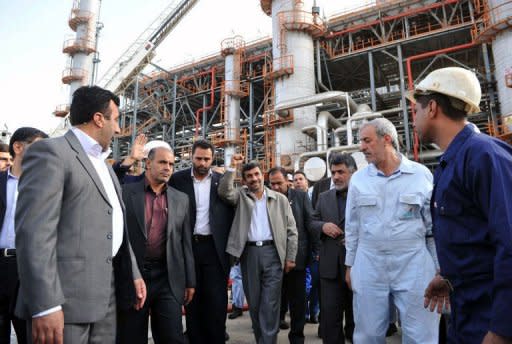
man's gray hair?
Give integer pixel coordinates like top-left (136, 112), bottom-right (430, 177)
top-left (360, 118), bottom-right (399, 151)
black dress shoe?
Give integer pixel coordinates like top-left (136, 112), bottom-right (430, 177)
top-left (279, 320), bottom-right (290, 330)
top-left (225, 331), bottom-right (229, 341)
top-left (228, 306), bottom-right (243, 319)
top-left (309, 314), bottom-right (319, 324)
top-left (386, 323), bottom-right (398, 337)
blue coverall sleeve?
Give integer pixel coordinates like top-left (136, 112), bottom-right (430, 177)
top-left (469, 149), bottom-right (512, 338)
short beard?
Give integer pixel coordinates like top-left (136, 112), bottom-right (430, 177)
top-left (193, 166), bottom-right (209, 176)
top-left (334, 184), bottom-right (347, 192)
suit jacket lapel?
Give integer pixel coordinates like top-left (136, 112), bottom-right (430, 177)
top-left (0, 172), bottom-right (7, 211)
top-left (65, 130), bottom-right (111, 207)
top-left (184, 169), bottom-right (197, 213)
top-left (131, 180), bottom-right (147, 238)
top-left (166, 188), bottom-right (178, 238)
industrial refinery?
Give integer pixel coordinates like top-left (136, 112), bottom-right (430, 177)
top-left (55, 0), bottom-right (512, 176)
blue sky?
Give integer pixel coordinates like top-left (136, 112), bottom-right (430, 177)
top-left (0, 0), bottom-right (370, 135)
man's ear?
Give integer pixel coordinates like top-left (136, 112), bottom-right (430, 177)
top-left (12, 141), bottom-right (24, 156)
top-left (92, 112), bottom-right (104, 128)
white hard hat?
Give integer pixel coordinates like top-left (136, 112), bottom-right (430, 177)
top-left (406, 67), bottom-right (482, 114)
top-left (143, 140), bottom-right (172, 158)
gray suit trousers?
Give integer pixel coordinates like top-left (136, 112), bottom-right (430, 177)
top-left (241, 245), bottom-right (283, 344)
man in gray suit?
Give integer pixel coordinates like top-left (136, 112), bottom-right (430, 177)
top-left (219, 154), bottom-right (298, 344)
top-left (15, 86), bottom-right (146, 344)
top-left (118, 146), bottom-right (195, 343)
top-left (311, 153), bottom-right (357, 343)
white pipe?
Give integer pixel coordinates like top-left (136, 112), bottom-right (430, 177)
top-left (294, 150), bottom-right (328, 173)
top-left (302, 124), bottom-right (327, 151)
top-left (346, 112), bottom-right (382, 145)
top-left (326, 144), bottom-right (361, 171)
top-left (274, 91), bottom-right (368, 117)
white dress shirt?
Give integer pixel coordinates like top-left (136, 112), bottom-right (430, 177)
top-left (72, 127), bottom-right (124, 256)
top-left (191, 168), bottom-right (212, 235)
top-left (248, 191), bottom-right (273, 242)
top-left (0, 169), bottom-right (18, 249)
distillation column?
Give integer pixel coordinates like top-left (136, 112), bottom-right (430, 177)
top-left (221, 36), bottom-right (246, 166)
top-left (261, 0), bottom-right (325, 169)
top-left (488, 0), bottom-right (512, 121)
top-left (56, 0), bottom-right (100, 117)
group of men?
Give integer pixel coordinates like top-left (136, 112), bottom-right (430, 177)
top-left (0, 66), bottom-right (510, 344)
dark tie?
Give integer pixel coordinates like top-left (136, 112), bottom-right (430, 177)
top-left (336, 190), bottom-right (344, 224)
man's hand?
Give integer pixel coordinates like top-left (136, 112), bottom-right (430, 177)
top-left (121, 134), bottom-right (147, 167)
top-left (32, 310), bottom-right (64, 344)
top-left (424, 274), bottom-right (451, 313)
top-left (133, 278), bottom-right (147, 310)
top-left (284, 260), bottom-right (296, 273)
top-left (184, 288), bottom-right (195, 305)
top-left (482, 331), bottom-right (512, 344)
top-left (345, 267), bottom-right (352, 290)
top-left (230, 154), bottom-right (244, 169)
top-left (322, 223), bottom-right (343, 238)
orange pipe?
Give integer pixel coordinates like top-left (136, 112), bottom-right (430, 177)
top-left (195, 67), bottom-right (217, 137)
top-left (405, 42), bottom-right (477, 160)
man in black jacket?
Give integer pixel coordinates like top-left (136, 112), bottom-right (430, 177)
top-left (311, 153), bottom-right (357, 343)
top-left (169, 140), bottom-right (234, 344)
top-left (118, 146), bottom-right (195, 343)
top-left (268, 167), bottom-right (318, 344)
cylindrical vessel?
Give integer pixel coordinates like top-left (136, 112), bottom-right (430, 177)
top-left (489, 0), bottom-right (512, 118)
top-left (269, 0), bottom-right (317, 168)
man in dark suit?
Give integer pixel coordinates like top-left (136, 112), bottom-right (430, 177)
top-left (0, 127), bottom-right (48, 343)
top-left (311, 153), bottom-right (357, 343)
top-left (118, 146), bottom-right (195, 343)
top-left (169, 140), bottom-right (234, 344)
top-left (15, 86), bottom-right (146, 344)
top-left (311, 177), bottom-right (331, 210)
top-left (268, 167), bottom-right (317, 344)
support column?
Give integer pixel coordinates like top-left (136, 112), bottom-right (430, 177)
top-left (368, 51), bottom-right (377, 111)
top-left (397, 44), bottom-right (411, 154)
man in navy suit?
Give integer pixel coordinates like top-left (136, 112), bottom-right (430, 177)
top-left (0, 127), bottom-right (48, 343)
top-left (169, 140), bottom-right (234, 344)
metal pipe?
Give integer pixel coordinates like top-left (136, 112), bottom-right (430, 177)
top-left (302, 124), bottom-right (327, 151)
top-left (397, 44), bottom-right (410, 155)
top-left (316, 40), bottom-right (329, 92)
top-left (274, 91), bottom-right (368, 116)
top-left (405, 42), bottom-right (477, 160)
top-left (346, 112), bottom-right (382, 145)
top-left (368, 51), bottom-right (377, 111)
top-left (294, 150), bottom-right (328, 173)
top-left (131, 75), bottom-right (139, 144)
top-left (326, 144), bottom-right (361, 169)
top-left (195, 66), bottom-right (216, 137)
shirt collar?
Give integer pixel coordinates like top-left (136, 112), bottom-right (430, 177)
top-left (367, 153), bottom-right (414, 177)
top-left (190, 167), bottom-right (212, 181)
top-left (438, 124), bottom-right (474, 166)
top-left (7, 168), bottom-right (18, 181)
top-left (144, 177), bottom-right (167, 194)
top-left (71, 127), bottom-right (112, 160)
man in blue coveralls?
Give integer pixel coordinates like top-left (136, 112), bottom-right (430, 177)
top-left (409, 67), bottom-right (512, 344)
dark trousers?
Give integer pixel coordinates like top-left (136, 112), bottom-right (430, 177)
top-left (280, 269), bottom-right (307, 344)
top-left (0, 256), bottom-right (26, 344)
top-left (448, 279), bottom-right (492, 344)
top-left (320, 268), bottom-right (354, 344)
top-left (118, 261), bottom-right (184, 344)
top-left (306, 260), bottom-right (320, 319)
top-left (185, 239), bottom-right (228, 344)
